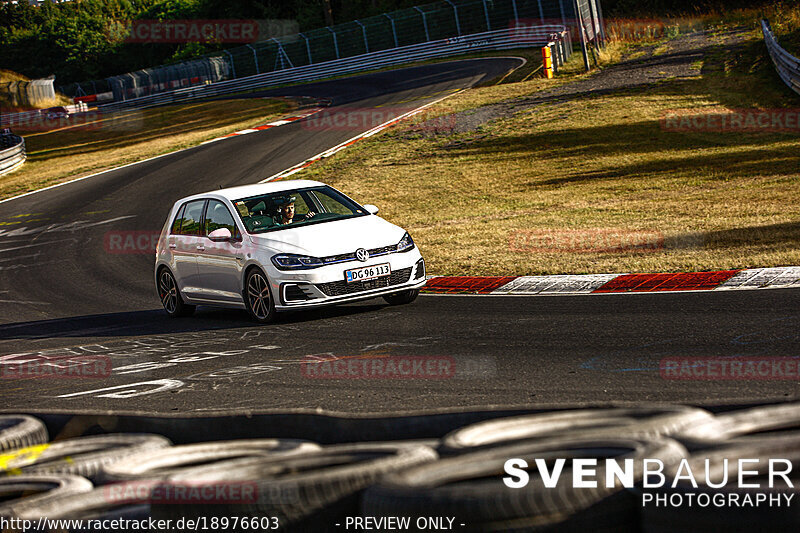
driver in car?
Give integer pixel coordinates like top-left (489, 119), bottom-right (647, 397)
top-left (274, 196), bottom-right (316, 226)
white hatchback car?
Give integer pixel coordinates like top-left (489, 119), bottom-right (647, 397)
top-left (155, 180), bottom-right (426, 322)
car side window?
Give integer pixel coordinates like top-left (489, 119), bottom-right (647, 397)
top-left (170, 204), bottom-right (186, 234)
top-left (176, 200), bottom-right (205, 236)
top-left (204, 200), bottom-right (239, 238)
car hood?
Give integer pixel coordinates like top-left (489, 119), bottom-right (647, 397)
top-left (246, 215), bottom-right (406, 256)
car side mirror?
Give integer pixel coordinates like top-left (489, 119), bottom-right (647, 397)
top-left (208, 228), bottom-right (233, 241)
top-left (363, 204), bottom-right (379, 215)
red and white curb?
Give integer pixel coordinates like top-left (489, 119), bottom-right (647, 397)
top-left (422, 267), bottom-right (800, 295)
top-left (260, 90), bottom-right (462, 182)
top-left (201, 106), bottom-right (324, 144)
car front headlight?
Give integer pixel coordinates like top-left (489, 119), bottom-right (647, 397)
top-left (397, 232), bottom-right (415, 252)
top-left (271, 254), bottom-right (324, 270)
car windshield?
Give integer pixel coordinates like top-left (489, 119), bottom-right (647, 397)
top-left (232, 186), bottom-right (366, 234)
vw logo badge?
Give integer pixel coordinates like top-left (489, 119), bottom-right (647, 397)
top-left (356, 248), bottom-right (369, 262)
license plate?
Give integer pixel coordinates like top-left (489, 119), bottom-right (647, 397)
top-left (345, 263), bottom-right (391, 283)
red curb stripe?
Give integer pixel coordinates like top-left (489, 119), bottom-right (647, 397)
top-left (593, 270), bottom-right (740, 293)
top-left (423, 276), bottom-right (518, 294)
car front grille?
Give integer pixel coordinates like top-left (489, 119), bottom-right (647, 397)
top-left (322, 244), bottom-right (398, 265)
top-left (316, 268), bottom-right (412, 297)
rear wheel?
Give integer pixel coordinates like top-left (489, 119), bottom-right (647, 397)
top-left (383, 289), bottom-right (419, 306)
top-left (157, 268), bottom-right (195, 317)
top-left (245, 268), bottom-right (276, 324)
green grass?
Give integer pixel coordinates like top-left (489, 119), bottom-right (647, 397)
top-left (296, 11), bottom-right (800, 276)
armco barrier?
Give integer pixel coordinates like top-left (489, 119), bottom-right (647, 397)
top-left (762, 19), bottom-right (800, 97)
top-left (100, 25), bottom-right (569, 111)
top-left (0, 133), bottom-right (26, 176)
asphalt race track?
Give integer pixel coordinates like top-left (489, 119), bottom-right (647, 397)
top-left (1, 58), bottom-right (799, 414)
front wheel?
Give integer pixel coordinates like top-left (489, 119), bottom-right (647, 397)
top-left (383, 289), bottom-right (419, 306)
top-left (157, 268), bottom-right (195, 317)
top-left (245, 268), bottom-right (276, 324)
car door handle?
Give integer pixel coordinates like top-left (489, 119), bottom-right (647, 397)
top-left (196, 245), bottom-right (205, 251)
top-left (168, 243), bottom-right (177, 249)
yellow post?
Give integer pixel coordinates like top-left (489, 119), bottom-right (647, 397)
top-left (542, 46), bottom-right (554, 79)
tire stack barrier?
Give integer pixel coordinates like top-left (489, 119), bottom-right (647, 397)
top-left (0, 132), bottom-right (26, 176)
top-left (2, 402), bottom-right (800, 531)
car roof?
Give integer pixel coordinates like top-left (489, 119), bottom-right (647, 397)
top-left (173, 180), bottom-right (327, 205)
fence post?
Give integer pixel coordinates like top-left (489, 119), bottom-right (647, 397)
top-left (271, 38), bottom-right (294, 70)
top-left (414, 7), bottom-right (431, 41)
top-left (587, 0), bottom-right (601, 50)
top-left (511, 0), bottom-right (519, 24)
top-left (246, 44), bottom-right (260, 74)
top-left (224, 50), bottom-right (236, 79)
top-left (482, 0), bottom-right (491, 31)
top-left (537, 0), bottom-right (545, 24)
top-left (298, 33), bottom-right (313, 65)
top-left (444, 0), bottom-right (462, 36)
top-left (327, 27), bottom-right (340, 59)
top-left (355, 20), bottom-right (370, 53)
top-left (592, 0), bottom-right (606, 46)
top-left (573, 0), bottom-right (591, 71)
top-left (384, 14), bottom-right (399, 48)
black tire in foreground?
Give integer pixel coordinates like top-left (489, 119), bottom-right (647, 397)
top-left (0, 475), bottom-right (93, 518)
top-left (383, 289), bottom-right (419, 306)
top-left (100, 439), bottom-right (322, 482)
top-left (245, 268), bottom-right (277, 323)
top-left (675, 402), bottom-right (800, 451)
top-left (153, 443), bottom-right (438, 530)
top-left (362, 437), bottom-right (687, 532)
top-left (441, 406), bottom-right (715, 454)
top-left (157, 268), bottom-right (195, 317)
top-left (5, 434), bottom-right (172, 482)
top-left (0, 415), bottom-right (48, 452)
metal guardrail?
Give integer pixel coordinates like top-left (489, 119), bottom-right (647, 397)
top-left (761, 19), bottom-right (800, 97)
top-left (100, 25), bottom-right (569, 111)
top-left (0, 134), bottom-right (26, 176)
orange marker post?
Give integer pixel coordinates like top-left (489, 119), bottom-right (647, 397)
top-left (542, 45), bottom-right (554, 79)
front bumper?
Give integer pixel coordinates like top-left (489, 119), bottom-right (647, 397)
top-left (271, 250), bottom-right (425, 310)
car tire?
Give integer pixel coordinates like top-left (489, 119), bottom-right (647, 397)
top-left (362, 436), bottom-right (686, 531)
top-left (441, 406), bottom-right (715, 453)
top-left (0, 415), bottom-right (48, 452)
top-left (383, 289), bottom-right (419, 306)
top-left (7, 434), bottom-right (172, 483)
top-left (153, 443), bottom-right (437, 528)
top-left (245, 268), bottom-right (276, 324)
top-left (157, 268), bottom-right (195, 318)
top-left (100, 439), bottom-right (322, 482)
top-left (0, 475), bottom-right (94, 518)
